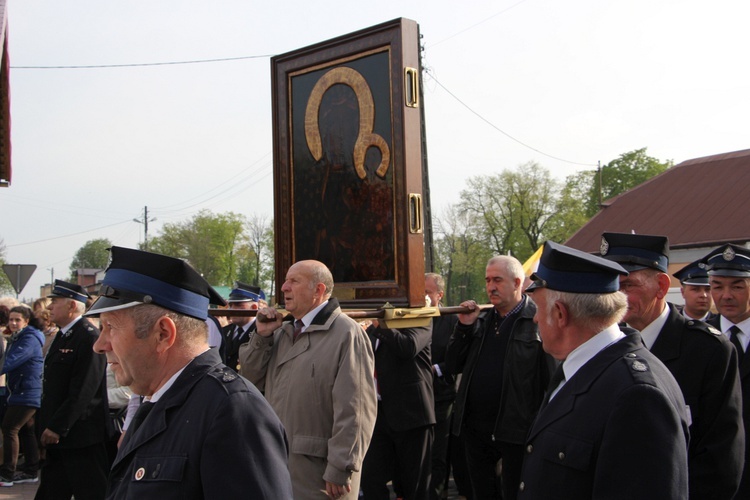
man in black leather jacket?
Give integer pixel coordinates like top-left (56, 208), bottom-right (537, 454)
top-left (446, 256), bottom-right (554, 500)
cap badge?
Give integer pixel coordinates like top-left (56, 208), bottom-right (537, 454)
top-left (698, 262), bottom-right (706, 270)
top-left (723, 246), bottom-right (736, 261)
top-left (632, 360), bottom-right (648, 372)
top-left (600, 237), bottom-right (610, 256)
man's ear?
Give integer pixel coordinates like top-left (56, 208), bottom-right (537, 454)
top-left (554, 301), bottom-right (570, 328)
top-left (656, 273), bottom-right (671, 299)
top-left (154, 316), bottom-right (178, 353)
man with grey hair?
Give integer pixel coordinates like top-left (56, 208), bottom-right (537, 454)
top-left (87, 247), bottom-right (292, 499)
top-left (446, 255), bottom-right (552, 500)
top-left (520, 241), bottom-right (689, 499)
top-left (600, 232), bottom-right (743, 499)
top-left (36, 280), bottom-right (108, 499)
top-left (424, 272), bottom-right (462, 500)
top-left (240, 260), bottom-right (377, 500)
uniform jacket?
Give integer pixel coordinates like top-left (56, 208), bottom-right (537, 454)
top-left (109, 348), bottom-right (292, 499)
top-left (368, 323), bottom-right (436, 430)
top-left (674, 304), bottom-right (717, 322)
top-left (709, 314), bottom-right (750, 498)
top-left (519, 331), bottom-right (689, 500)
top-left (38, 317), bottom-right (108, 448)
top-left (651, 304), bottom-right (743, 499)
top-left (239, 298), bottom-right (377, 500)
top-left (446, 297), bottom-right (552, 443)
top-left (431, 314), bottom-right (458, 403)
top-left (1, 325), bottom-right (44, 407)
top-left (222, 320), bottom-right (255, 371)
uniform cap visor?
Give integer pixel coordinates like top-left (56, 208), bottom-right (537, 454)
top-left (84, 296), bottom-right (143, 317)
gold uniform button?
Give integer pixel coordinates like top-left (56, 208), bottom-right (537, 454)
top-left (526, 444), bottom-right (533, 453)
top-left (558, 452), bottom-right (565, 460)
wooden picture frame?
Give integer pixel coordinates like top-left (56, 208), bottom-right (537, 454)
top-left (272, 18), bottom-right (426, 308)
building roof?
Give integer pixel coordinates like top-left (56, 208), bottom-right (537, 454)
top-left (565, 148), bottom-right (750, 253)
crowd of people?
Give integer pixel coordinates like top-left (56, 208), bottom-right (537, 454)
top-left (0, 233), bottom-right (748, 499)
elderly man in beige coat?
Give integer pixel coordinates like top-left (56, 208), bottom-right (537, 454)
top-left (239, 260), bottom-right (377, 500)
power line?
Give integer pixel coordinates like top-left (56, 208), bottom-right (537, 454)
top-left (426, 70), bottom-right (597, 167)
top-left (11, 3), bottom-right (529, 70)
top-left (151, 152), bottom-right (272, 213)
top-left (11, 54), bottom-right (273, 70)
top-left (7, 220), bottom-right (132, 247)
top-left (426, 0), bottom-right (530, 48)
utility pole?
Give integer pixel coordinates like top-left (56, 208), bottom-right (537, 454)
top-left (133, 206), bottom-right (157, 250)
top-left (597, 160), bottom-right (603, 208)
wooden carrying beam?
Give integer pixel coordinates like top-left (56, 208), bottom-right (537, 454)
top-left (209, 304), bottom-right (495, 328)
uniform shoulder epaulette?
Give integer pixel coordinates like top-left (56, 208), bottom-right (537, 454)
top-left (684, 319), bottom-right (723, 339)
top-left (621, 352), bottom-right (659, 384)
top-left (209, 366), bottom-right (239, 384)
top-left (623, 352), bottom-right (650, 372)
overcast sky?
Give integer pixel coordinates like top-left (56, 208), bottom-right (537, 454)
top-left (2, 0), bottom-right (749, 300)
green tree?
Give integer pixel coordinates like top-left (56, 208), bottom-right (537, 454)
top-left (459, 162), bottom-right (562, 261)
top-left (585, 148), bottom-right (673, 217)
top-left (238, 214), bottom-right (274, 297)
top-left (432, 204), bottom-right (492, 305)
top-left (545, 170), bottom-right (596, 243)
top-left (147, 210), bottom-right (247, 286)
top-left (0, 238), bottom-right (14, 294)
top-left (69, 238), bottom-right (112, 277)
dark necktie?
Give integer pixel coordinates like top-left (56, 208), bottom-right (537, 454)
top-left (293, 320), bottom-right (304, 342)
top-left (541, 366), bottom-right (566, 408)
top-left (729, 325), bottom-right (745, 354)
top-left (128, 401), bottom-right (155, 436)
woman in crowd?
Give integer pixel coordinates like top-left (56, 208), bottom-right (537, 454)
top-left (32, 306), bottom-right (58, 356)
top-left (0, 306), bottom-right (44, 487)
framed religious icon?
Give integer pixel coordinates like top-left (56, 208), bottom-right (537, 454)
top-left (272, 18), bottom-right (426, 308)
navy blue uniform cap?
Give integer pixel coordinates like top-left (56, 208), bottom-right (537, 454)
top-left (599, 232), bottom-right (670, 273)
top-left (526, 241), bottom-right (629, 294)
top-left (701, 244), bottom-right (750, 278)
top-left (85, 246), bottom-right (226, 320)
top-left (228, 281), bottom-right (265, 303)
top-left (672, 259), bottom-right (710, 286)
top-left (48, 279), bottom-right (90, 303)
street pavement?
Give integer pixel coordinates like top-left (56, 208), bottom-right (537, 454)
top-left (0, 479), bottom-right (470, 500)
top-left (0, 477), bottom-right (468, 499)
top-left (0, 480), bottom-right (37, 500)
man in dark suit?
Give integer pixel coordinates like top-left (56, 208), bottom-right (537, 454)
top-left (222, 282), bottom-right (264, 371)
top-left (86, 246), bottom-right (292, 499)
top-left (599, 232), bottom-right (744, 499)
top-left (424, 273), bottom-right (462, 500)
top-left (36, 280), bottom-right (109, 500)
top-left (361, 321), bottom-right (435, 500)
top-left (673, 259), bottom-right (716, 321)
top-left (446, 256), bottom-right (552, 500)
top-left (520, 241), bottom-right (689, 499)
top-left (703, 243), bottom-right (750, 498)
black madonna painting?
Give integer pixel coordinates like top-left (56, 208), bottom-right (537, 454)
top-left (272, 18), bottom-right (426, 308)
